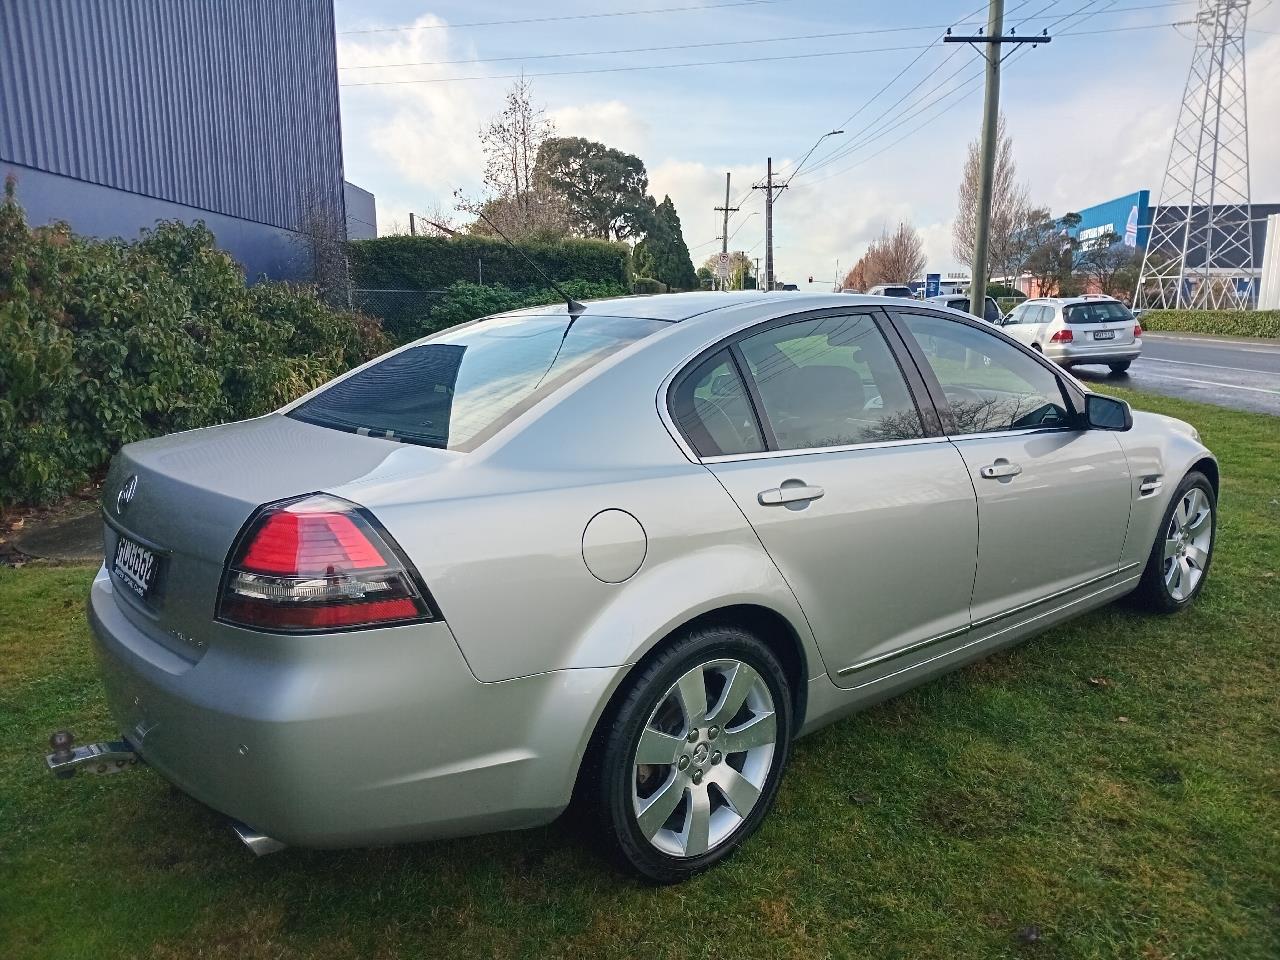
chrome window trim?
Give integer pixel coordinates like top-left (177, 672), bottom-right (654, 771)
top-left (836, 561), bottom-right (1142, 677)
top-left (699, 434), bottom-right (950, 465)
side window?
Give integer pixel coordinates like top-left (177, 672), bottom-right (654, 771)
top-left (1004, 305), bottom-right (1024, 324)
top-left (1031, 305), bottom-right (1051, 324)
top-left (737, 313), bottom-right (924, 450)
top-left (669, 350), bottom-right (764, 457)
top-left (893, 312), bottom-right (1074, 435)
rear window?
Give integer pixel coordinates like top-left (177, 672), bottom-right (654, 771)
top-left (288, 313), bottom-right (664, 451)
top-left (881, 286), bottom-right (913, 298)
top-left (1065, 302), bottom-right (1133, 324)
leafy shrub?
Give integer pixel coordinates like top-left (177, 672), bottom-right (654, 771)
top-left (631, 277), bottom-right (665, 295)
top-left (1138, 309), bottom-right (1280, 339)
top-left (390, 279), bottom-right (630, 342)
top-left (0, 180), bottom-right (388, 506)
top-left (348, 234), bottom-right (632, 292)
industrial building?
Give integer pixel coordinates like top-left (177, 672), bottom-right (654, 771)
top-left (0, 0), bottom-right (374, 280)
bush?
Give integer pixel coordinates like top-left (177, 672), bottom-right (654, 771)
top-left (348, 234), bottom-right (632, 292)
top-left (389, 279), bottom-right (630, 343)
top-left (1137, 309), bottom-right (1280, 339)
top-left (631, 277), bottom-right (665, 295)
top-left (0, 180), bottom-right (389, 506)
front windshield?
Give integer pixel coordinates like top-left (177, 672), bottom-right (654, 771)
top-left (288, 313), bottom-right (664, 451)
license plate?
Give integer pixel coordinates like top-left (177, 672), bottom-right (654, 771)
top-left (113, 535), bottom-right (159, 599)
top-left (1093, 329), bottom-right (1116, 340)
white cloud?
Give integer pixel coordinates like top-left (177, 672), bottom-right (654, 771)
top-left (548, 101), bottom-right (651, 157)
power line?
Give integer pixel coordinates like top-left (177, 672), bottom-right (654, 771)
top-left (339, 42), bottom-right (937, 87)
top-left (337, 0), bottom-right (788, 35)
top-left (339, 1), bottom-right (1196, 69)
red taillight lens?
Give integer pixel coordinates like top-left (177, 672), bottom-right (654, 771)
top-left (1049, 329), bottom-right (1074, 343)
top-left (217, 494), bottom-right (433, 633)
top-left (1134, 322), bottom-right (1143, 337)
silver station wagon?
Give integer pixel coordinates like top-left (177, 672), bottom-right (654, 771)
top-left (60, 292), bottom-right (1218, 882)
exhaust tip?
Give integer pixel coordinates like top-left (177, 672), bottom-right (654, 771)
top-left (229, 819), bottom-right (286, 856)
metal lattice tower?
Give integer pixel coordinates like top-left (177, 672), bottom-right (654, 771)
top-left (1136, 0), bottom-right (1254, 309)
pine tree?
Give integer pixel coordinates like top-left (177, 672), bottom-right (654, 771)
top-left (634, 195), bottom-right (697, 290)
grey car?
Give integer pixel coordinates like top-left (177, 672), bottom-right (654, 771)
top-left (74, 292), bottom-right (1217, 882)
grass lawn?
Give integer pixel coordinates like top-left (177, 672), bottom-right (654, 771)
top-left (1, 387), bottom-right (1277, 959)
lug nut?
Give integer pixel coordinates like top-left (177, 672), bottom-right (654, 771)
top-left (711, 751), bottom-right (722, 764)
top-left (686, 729), bottom-right (699, 743)
top-left (708, 726), bottom-right (719, 740)
top-left (691, 770), bottom-right (703, 785)
top-left (677, 755), bottom-right (690, 770)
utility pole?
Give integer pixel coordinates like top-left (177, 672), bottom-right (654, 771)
top-left (754, 256), bottom-right (762, 290)
top-left (408, 211), bottom-right (417, 237)
top-left (754, 158), bottom-right (784, 291)
top-left (945, 3), bottom-right (1049, 319)
top-left (714, 172), bottom-right (739, 291)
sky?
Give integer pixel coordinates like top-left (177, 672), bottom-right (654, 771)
top-left (334, 0), bottom-right (1280, 287)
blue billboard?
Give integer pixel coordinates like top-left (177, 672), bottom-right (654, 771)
top-left (1068, 190), bottom-right (1152, 249)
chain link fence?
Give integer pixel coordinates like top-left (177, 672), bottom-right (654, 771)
top-left (349, 288), bottom-right (447, 343)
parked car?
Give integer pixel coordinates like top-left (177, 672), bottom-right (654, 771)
top-left (62, 292), bottom-right (1216, 883)
top-left (925, 293), bottom-right (1003, 324)
top-left (999, 295), bottom-right (1143, 373)
top-left (866, 283), bottom-right (915, 298)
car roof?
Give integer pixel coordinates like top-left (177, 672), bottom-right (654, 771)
top-left (1021, 295), bottom-right (1121, 306)
top-left (494, 291), bottom-right (929, 323)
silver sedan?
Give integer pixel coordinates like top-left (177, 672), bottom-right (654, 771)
top-left (80, 292), bottom-right (1217, 882)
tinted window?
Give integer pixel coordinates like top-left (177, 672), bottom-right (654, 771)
top-left (1065, 301), bottom-right (1134, 324)
top-left (290, 313), bottom-right (663, 451)
top-left (984, 298), bottom-right (1003, 324)
top-left (738, 313), bottom-right (923, 450)
top-left (895, 312), bottom-right (1073, 434)
top-left (670, 350), bottom-right (765, 457)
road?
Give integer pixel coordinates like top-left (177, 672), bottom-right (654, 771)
top-left (1071, 332), bottom-right (1280, 417)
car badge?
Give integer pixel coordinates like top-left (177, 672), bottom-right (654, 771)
top-left (116, 474), bottom-right (139, 514)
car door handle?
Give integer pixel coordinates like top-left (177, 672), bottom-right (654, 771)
top-left (979, 459), bottom-right (1023, 480)
top-left (758, 483), bottom-right (825, 506)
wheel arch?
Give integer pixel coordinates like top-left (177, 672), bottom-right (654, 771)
top-left (1190, 455), bottom-right (1219, 495)
top-left (569, 601), bottom-right (811, 804)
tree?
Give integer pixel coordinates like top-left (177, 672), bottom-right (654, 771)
top-left (954, 114), bottom-right (1034, 288)
top-left (1023, 211), bottom-right (1080, 297)
top-left (534, 137), bottom-right (656, 242)
top-left (633, 195), bottom-right (698, 289)
top-left (845, 222), bottom-right (925, 289)
top-left (702, 250), bottom-right (753, 290)
top-left (1076, 230), bottom-right (1140, 300)
top-left (478, 78), bottom-right (556, 235)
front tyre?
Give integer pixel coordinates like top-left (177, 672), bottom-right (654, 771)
top-left (594, 625), bottom-right (792, 883)
top-left (1131, 471), bottom-right (1216, 612)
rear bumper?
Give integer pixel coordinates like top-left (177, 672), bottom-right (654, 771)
top-left (88, 567), bottom-right (618, 848)
top-left (1044, 340), bottom-right (1141, 365)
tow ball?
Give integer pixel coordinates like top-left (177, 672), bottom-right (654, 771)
top-left (45, 730), bottom-right (140, 779)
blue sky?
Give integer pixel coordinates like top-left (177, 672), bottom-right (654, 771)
top-left (334, 0), bottom-right (1280, 283)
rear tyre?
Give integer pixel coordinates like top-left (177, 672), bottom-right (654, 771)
top-left (1130, 471), bottom-right (1216, 613)
top-left (1109, 361), bottom-right (1132, 375)
top-left (591, 624), bottom-right (792, 883)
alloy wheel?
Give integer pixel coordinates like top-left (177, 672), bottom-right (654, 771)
top-left (631, 659), bottom-right (777, 858)
top-left (1163, 487), bottom-right (1213, 602)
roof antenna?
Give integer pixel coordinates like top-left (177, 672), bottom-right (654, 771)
top-left (459, 192), bottom-right (585, 318)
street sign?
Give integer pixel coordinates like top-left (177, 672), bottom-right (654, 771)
top-left (715, 252), bottom-right (730, 280)
top-left (925, 273), bottom-right (941, 298)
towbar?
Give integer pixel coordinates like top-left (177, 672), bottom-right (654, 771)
top-left (45, 730), bottom-right (140, 779)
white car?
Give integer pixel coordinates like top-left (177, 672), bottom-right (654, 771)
top-left (924, 294), bottom-right (1004, 325)
top-left (998, 295), bottom-right (1143, 374)
top-left (865, 284), bottom-right (915, 299)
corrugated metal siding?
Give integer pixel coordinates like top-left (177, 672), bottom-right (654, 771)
top-left (0, 0), bottom-right (344, 232)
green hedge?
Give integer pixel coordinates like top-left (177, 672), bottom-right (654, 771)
top-left (373, 280), bottom-right (629, 344)
top-left (1139, 309), bottom-right (1280, 338)
top-left (349, 234), bottom-right (632, 291)
top-left (0, 182), bottom-right (389, 507)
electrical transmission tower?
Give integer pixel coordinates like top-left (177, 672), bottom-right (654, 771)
top-left (1136, 0), bottom-right (1255, 310)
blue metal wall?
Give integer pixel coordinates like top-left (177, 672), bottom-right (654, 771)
top-left (1069, 190), bottom-right (1152, 249)
top-left (0, 0), bottom-right (345, 276)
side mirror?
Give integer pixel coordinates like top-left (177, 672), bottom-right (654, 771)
top-left (1085, 393), bottom-right (1132, 431)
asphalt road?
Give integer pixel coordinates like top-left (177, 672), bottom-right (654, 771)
top-left (1071, 332), bottom-right (1280, 417)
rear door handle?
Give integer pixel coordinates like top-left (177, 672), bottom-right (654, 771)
top-left (979, 459), bottom-right (1023, 480)
top-left (758, 482), bottom-right (825, 506)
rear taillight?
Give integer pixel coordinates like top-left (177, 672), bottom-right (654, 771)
top-left (217, 494), bottom-right (434, 632)
top-left (1134, 322), bottom-right (1143, 337)
top-left (1049, 329), bottom-right (1074, 343)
